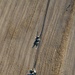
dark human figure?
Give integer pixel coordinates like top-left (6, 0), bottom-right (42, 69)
top-left (28, 69), bottom-right (36, 75)
top-left (32, 36), bottom-right (40, 48)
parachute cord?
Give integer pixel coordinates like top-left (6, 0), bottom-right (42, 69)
top-left (33, 0), bottom-right (51, 69)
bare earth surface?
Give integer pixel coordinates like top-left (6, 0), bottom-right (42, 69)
top-left (0, 0), bottom-right (75, 75)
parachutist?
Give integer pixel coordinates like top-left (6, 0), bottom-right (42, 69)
top-left (27, 69), bottom-right (36, 75)
top-left (32, 36), bottom-right (40, 48)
